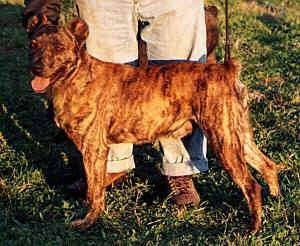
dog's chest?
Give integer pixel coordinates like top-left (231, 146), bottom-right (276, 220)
top-left (52, 87), bottom-right (94, 133)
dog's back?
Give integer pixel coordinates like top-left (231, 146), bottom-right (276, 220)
top-left (91, 59), bottom-right (241, 144)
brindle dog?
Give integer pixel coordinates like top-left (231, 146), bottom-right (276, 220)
top-left (29, 18), bottom-right (284, 232)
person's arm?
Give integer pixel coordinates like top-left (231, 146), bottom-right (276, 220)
top-left (23, 0), bottom-right (62, 34)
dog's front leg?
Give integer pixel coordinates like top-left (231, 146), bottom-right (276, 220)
top-left (71, 146), bottom-right (108, 230)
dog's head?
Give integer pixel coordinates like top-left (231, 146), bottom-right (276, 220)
top-left (29, 18), bottom-right (89, 93)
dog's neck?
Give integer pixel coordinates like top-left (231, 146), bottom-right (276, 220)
top-left (50, 48), bottom-right (89, 89)
top-left (50, 49), bottom-right (101, 117)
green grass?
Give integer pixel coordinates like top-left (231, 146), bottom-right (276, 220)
top-left (0, 1), bottom-right (299, 245)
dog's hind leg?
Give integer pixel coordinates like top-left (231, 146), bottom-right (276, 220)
top-left (216, 141), bottom-right (263, 233)
top-left (244, 135), bottom-right (285, 197)
top-left (71, 146), bottom-right (108, 230)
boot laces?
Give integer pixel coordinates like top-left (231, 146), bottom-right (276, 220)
top-left (168, 176), bottom-right (194, 195)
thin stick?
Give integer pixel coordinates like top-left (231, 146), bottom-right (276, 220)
top-left (224, 0), bottom-right (231, 63)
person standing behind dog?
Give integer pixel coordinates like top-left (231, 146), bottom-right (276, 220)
top-left (23, 0), bottom-right (209, 206)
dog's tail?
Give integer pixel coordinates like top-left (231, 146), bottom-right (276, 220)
top-left (222, 59), bottom-right (248, 109)
top-left (224, 58), bottom-right (241, 75)
top-left (223, 59), bottom-right (286, 198)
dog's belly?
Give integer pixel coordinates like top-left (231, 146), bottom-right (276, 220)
top-left (105, 85), bottom-right (197, 144)
top-left (107, 113), bottom-right (194, 145)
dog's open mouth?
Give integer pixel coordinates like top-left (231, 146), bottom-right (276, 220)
top-left (31, 65), bottom-right (73, 93)
top-left (31, 76), bottom-right (50, 93)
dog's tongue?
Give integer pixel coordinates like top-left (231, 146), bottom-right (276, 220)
top-left (31, 76), bottom-right (50, 93)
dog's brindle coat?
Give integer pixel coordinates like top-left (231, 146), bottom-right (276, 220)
top-left (29, 18), bottom-right (284, 232)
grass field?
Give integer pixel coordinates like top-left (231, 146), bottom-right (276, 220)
top-left (0, 0), bottom-right (299, 245)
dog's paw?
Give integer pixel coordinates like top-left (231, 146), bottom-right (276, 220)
top-left (269, 186), bottom-right (281, 198)
top-left (247, 225), bottom-right (262, 235)
top-left (70, 208), bottom-right (102, 230)
top-left (70, 218), bottom-right (94, 230)
top-left (249, 217), bottom-right (262, 235)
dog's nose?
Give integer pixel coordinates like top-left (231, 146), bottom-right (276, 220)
top-left (31, 67), bottom-right (43, 76)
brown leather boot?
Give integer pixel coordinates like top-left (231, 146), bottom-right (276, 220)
top-left (167, 175), bottom-right (200, 206)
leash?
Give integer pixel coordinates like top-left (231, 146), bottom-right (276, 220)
top-left (224, 0), bottom-right (231, 63)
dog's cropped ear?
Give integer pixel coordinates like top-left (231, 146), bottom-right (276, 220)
top-left (25, 14), bottom-right (49, 33)
top-left (68, 18), bottom-right (89, 48)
